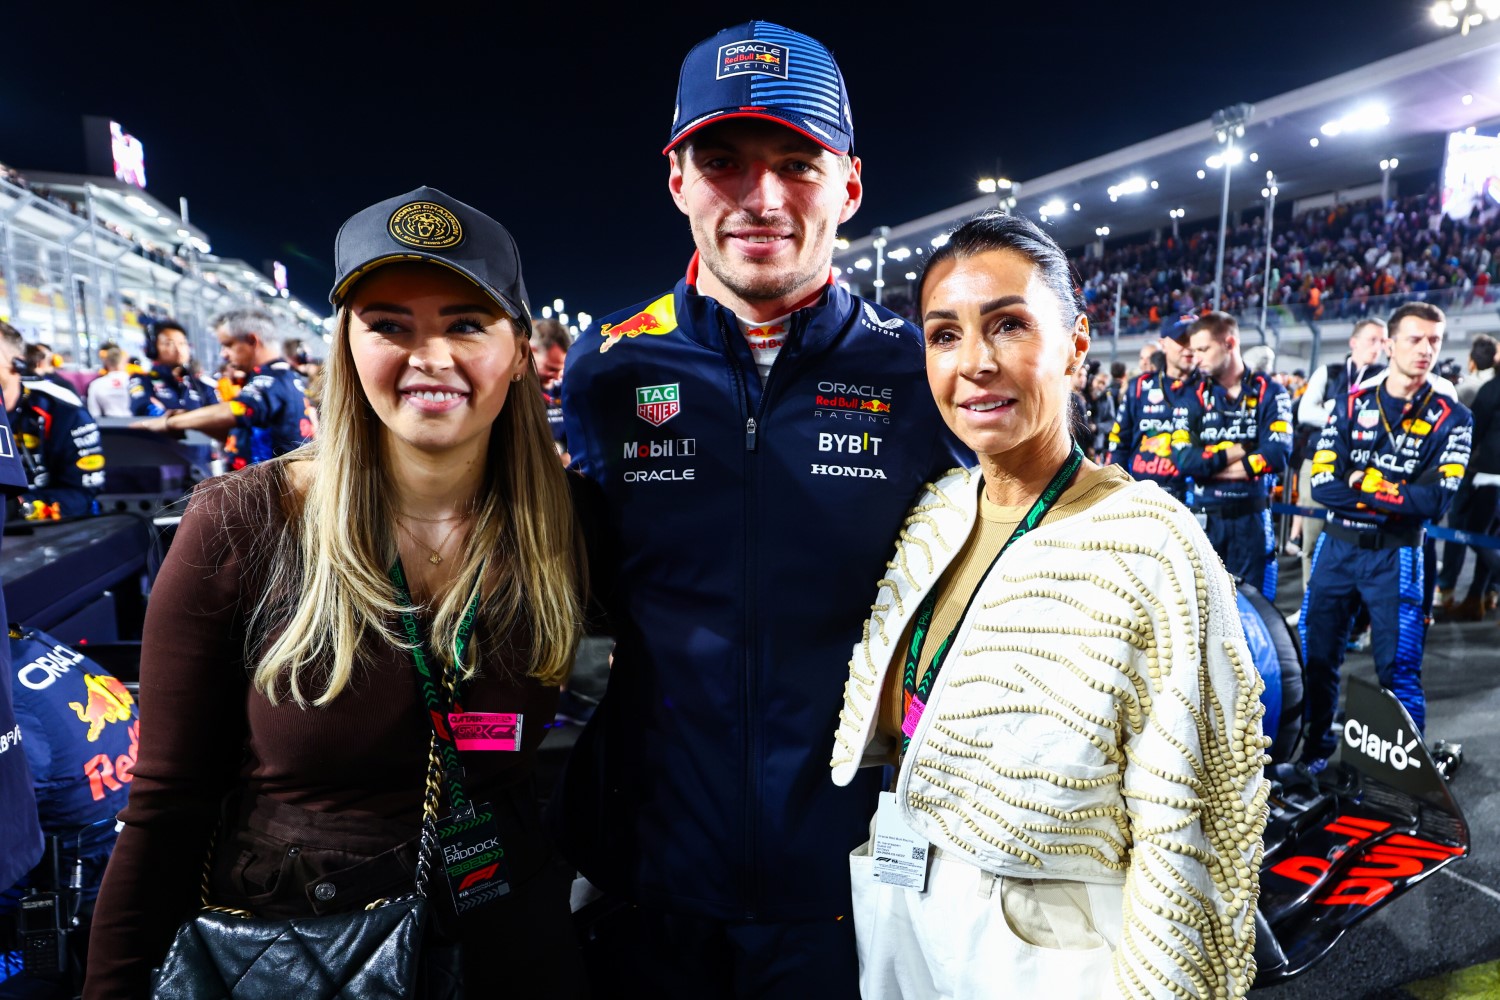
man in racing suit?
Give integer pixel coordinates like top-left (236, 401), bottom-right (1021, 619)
top-left (1295, 302), bottom-right (1471, 773)
top-left (557, 21), bottom-right (967, 998)
top-left (1172, 310), bottom-right (1292, 599)
top-left (1294, 317), bottom-right (1387, 586)
top-left (0, 325), bottom-right (103, 519)
top-left (128, 320), bottom-right (216, 416)
top-left (131, 308), bottom-right (313, 468)
top-left (1106, 315), bottom-right (1198, 500)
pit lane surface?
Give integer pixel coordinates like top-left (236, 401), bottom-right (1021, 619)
top-left (1248, 553), bottom-right (1500, 999)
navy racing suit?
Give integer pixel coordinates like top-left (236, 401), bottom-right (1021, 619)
top-left (1106, 369), bottom-right (1198, 499)
top-left (224, 361), bottom-right (314, 470)
top-left (557, 263), bottom-right (968, 931)
top-left (1298, 376), bottom-right (1471, 761)
top-left (8, 385), bottom-right (104, 518)
top-left (128, 362), bottom-right (216, 417)
top-left (1171, 370), bottom-right (1292, 598)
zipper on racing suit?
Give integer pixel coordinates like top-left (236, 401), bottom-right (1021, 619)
top-left (718, 310), bottom-right (800, 916)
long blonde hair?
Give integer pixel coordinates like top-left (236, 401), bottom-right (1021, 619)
top-left (249, 303), bottom-right (583, 706)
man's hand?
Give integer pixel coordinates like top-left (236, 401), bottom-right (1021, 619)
top-left (1207, 443), bottom-right (1249, 479)
top-left (132, 414), bottom-right (174, 434)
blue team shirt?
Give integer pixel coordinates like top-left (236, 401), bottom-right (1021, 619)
top-left (128, 362), bottom-right (216, 416)
top-left (0, 406), bottom-right (40, 892)
top-left (225, 361), bottom-right (314, 470)
top-left (7, 387), bottom-right (105, 518)
top-left (1107, 370), bottom-right (1199, 492)
top-left (1310, 377), bottom-right (1473, 529)
top-left (1171, 370), bottom-right (1293, 506)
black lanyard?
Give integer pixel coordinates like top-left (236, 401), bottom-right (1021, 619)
top-left (389, 561), bottom-right (482, 813)
top-left (900, 443), bottom-right (1084, 756)
top-left (1375, 380), bottom-right (1436, 467)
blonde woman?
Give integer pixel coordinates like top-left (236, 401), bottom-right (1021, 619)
top-left (85, 188), bottom-right (589, 999)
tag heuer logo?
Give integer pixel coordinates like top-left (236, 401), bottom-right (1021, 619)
top-left (636, 383), bottom-right (681, 426)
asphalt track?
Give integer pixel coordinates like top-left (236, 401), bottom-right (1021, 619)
top-left (1249, 550), bottom-right (1500, 999)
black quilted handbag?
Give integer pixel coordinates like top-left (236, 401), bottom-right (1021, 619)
top-left (150, 737), bottom-right (461, 999)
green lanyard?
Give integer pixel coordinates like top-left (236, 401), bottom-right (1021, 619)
top-left (900, 443), bottom-right (1084, 756)
top-left (389, 561), bottom-right (482, 813)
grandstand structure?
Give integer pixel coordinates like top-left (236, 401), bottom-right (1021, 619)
top-left (834, 22), bottom-right (1500, 370)
top-left (0, 166), bottom-right (325, 368)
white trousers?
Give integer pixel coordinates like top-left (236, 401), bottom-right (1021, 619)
top-left (850, 838), bottom-right (1123, 999)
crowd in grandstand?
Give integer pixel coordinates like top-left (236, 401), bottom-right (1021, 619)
top-left (3, 160), bottom-right (209, 283)
top-left (883, 185), bottom-right (1500, 338)
top-left (1075, 185), bottom-right (1500, 334)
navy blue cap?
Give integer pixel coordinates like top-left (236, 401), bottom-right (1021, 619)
top-left (664, 21), bottom-right (853, 156)
top-left (1160, 314), bottom-right (1195, 344)
top-left (329, 186), bottom-right (532, 334)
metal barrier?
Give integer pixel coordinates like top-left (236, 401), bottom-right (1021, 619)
top-left (1270, 502), bottom-right (1500, 549)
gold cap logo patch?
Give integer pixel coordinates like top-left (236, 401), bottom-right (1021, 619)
top-left (388, 201), bottom-right (464, 250)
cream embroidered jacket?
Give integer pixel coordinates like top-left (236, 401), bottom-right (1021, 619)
top-left (830, 468), bottom-right (1271, 999)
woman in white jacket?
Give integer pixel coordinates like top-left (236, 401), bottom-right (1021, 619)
top-left (830, 213), bottom-right (1269, 999)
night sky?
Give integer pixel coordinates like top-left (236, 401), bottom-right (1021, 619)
top-left (0, 2), bottom-right (1438, 324)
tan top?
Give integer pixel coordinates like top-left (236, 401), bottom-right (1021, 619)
top-left (878, 464), bottom-right (1132, 740)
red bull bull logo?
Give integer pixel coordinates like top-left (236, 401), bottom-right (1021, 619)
top-left (599, 294), bottom-right (678, 353)
top-left (858, 399), bottom-right (891, 414)
top-left (1140, 432), bottom-right (1172, 458)
top-left (70, 672), bottom-right (135, 742)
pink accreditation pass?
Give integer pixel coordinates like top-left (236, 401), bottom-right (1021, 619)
top-left (900, 696), bottom-right (926, 739)
top-left (447, 712), bottom-right (523, 752)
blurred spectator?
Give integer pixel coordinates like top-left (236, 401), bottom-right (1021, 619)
top-left (18, 349), bottom-right (82, 408)
top-left (128, 321), bottom-right (217, 417)
top-left (1108, 360), bottom-right (1128, 408)
top-left (1438, 333), bottom-right (1500, 611)
top-left (1088, 370), bottom-right (1117, 457)
top-left (531, 318), bottom-right (570, 458)
top-left (86, 346), bottom-right (132, 418)
top-left (130, 309), bottom-right (314, 470)
top-left (0, 323), bottom-right (104, 519)
top-left (1243, 344), bottom-right (1276, 374)
top-left (1457, 333), bottom-right (1497, 407)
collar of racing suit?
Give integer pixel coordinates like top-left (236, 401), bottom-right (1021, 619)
top-left (678, 253), bottom-right (854, 356)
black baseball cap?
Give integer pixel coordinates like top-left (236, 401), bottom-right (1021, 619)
top-left (664, 21), bottom-right (853, 156)
top-left (329, 186), bottom-right (532, 333)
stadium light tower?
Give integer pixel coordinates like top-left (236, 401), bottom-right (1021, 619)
top-left (872, 226), bottom-right (891, 305)
top-left (1431, 0), bottom-right (1500, 34)
top-left (978, 176), bottom-right (1018, 213)
top-left (1380, 157), bottom-right (1400, 205)
top-left (1259, 172), bottom-right (1279, 341)
top-left (1210, 102), bottom-right (1254, 311)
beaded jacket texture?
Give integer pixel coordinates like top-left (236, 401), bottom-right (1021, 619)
top-left (830, 468), bottom-right (1270, 999)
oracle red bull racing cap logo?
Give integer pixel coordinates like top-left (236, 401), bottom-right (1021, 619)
top-left (717, 41), bottom-right (789, 80)
top-left (636, 383), bottom-right (681, 427)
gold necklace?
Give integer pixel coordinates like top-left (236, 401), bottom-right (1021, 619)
top-left (396, 513), bottom-right (470, 565)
